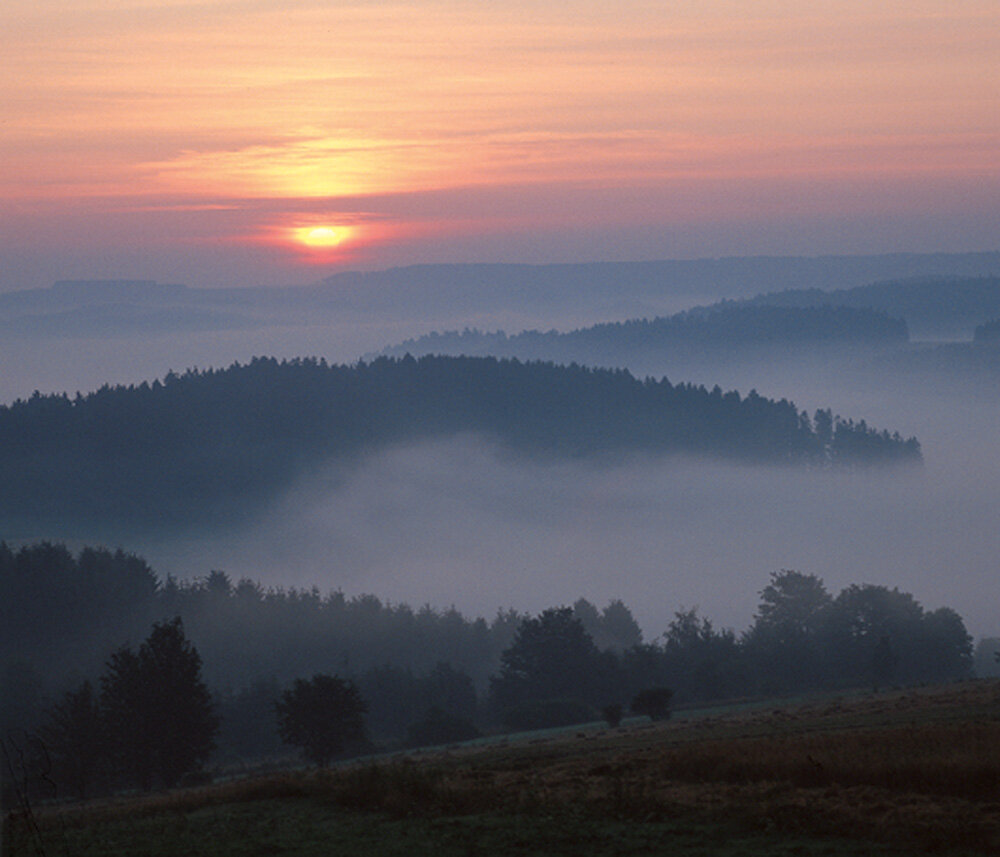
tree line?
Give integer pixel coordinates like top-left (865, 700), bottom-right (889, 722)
top-left (0, 355), bottom-right (920, 531)
top-left (2, 544), bottom-right (974, 803)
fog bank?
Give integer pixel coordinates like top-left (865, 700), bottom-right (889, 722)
top-left (136, 431), bottom-right (998, 642)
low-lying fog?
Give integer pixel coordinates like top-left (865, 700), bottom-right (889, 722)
top-left (137, 377), bottom-right (1000, 642)
top-left (2, 306), bottom-right (996, 643)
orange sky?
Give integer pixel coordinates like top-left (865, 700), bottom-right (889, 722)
top-left (2, 0), bottom-right (998, 287)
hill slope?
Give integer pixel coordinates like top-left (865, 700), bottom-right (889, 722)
top-left (0, 356), bottom-right (919, 531)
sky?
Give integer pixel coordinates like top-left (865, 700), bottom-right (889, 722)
top-left (2, 0), bottom-right (998, 290)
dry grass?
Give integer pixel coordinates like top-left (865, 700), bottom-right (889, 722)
top-left (13, 680), bottom-right (1000, 854)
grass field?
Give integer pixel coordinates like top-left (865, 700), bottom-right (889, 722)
top-left (6, 680), bottom-right (1000, 856)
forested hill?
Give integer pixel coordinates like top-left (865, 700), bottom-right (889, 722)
top-left (0, 356), bottom-right (920, 530)
top-left (380, 304), bottom-right (908, 364)
top-left (739, 276), bottom-right (1000, 339)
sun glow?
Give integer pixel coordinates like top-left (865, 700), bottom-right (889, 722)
top-left (272, 220), bottom-right (381, 264)
top-left (2, 0), bottom-right (999, 287)
top-left (296, 226), bottom-right (345, 248)
top-left (288, 224), bottom-right (363, 254)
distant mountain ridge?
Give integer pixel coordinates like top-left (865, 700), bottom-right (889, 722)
top-left (1, 252), bottom-right (998, 339)
top-left (0, 356), bottom-right (919, 533)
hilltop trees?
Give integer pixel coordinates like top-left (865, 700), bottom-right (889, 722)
top-left (0, 543), bottom-right (159, 689)
top-left (384, 304), bottom-right (911, 362)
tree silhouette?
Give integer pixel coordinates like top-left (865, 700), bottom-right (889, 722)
top-left (275, 674), bottom-right (368, 766)
top-left (744, 570), bottom-right (833, 691)
top-left (490, 607), bottom-right (602, 711)
top-left (100, 618), bottom-right (217, 789)
top-left (871, 635), bottom-right (897, 690)
top-left (631, 687), bottom-right (673, 721)
top-left (42, 680), bottom-right (104, 800)
top-left (827, 584), bottom-right (971, 686)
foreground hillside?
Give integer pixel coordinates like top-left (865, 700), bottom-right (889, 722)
top-left (0, 355), bottom-right (919, 531)
top-left (10, 681), bottom-right (999, 856)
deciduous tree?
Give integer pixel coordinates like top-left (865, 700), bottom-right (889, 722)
top-left (490, 607), bottom-right (603, 711)
top-left (275, 674), bottom-right (368, 766)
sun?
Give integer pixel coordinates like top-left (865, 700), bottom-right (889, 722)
top-left (270, 219), bottom-right (375, 262)
top-left (294, 225), bottom-right (349, 248)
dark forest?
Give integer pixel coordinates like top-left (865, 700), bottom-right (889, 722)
top-left (0, 355), bottom-right (920, 532)
top-left (1, 541), bottom-right (973, 798)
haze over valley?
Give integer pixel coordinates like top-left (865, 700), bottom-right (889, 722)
top-left (1, 258), bottom-right (997, 642)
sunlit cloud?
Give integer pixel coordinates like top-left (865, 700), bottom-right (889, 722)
top-left (1, 0), bottom-right (998, 286)
top-left (142, 128), bottom-right (1000, 207)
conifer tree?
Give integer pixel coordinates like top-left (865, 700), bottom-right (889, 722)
top-left (100, 618), bottom-right (217, 789)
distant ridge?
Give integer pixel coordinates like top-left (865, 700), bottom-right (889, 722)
top-left (51, 279), bottom-right (190, 300)
top-left (974, 318), bottom-right (1000, 343)
top-left (3, 253), bottom-right (997, 307)
top-left (380, 304), bottom-right (909, 364)
top-left (0, 252), bottom-right (997, 339)
top-left (308, 253), bottom-right (1000, 321)
top-left (735, 275), bottom-right (1000, 338)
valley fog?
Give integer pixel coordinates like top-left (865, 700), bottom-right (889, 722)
top-left (2, 305), bottom-right (996, 643)
top-left (138, 403), bottom-right (998, 642)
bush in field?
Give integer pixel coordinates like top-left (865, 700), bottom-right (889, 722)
top-left (501, 698), bottom-right (597, 732)
top-left (631, 687), bottom-right (673, 721)
top-left (406, 707), bottom-right (481, 748)
top-left (602, 704), bottom-right (623, 728)
top-left (275, 674), bottom-right (368, 767)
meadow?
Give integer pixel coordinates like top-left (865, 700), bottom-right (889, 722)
top-left (7, 680), bottom-right (1000, 856)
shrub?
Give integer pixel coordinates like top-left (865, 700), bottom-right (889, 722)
top-left (501, 698), bottom-right (597, 732)
top-left (631, 687), bottom-right (673, 721)
top-left (406, 708), bottom-right (482, 748)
